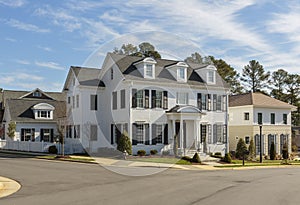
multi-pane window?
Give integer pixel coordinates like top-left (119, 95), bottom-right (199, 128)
top-left (200, 124), bottom-right (207, 143)
top-left (156, 124), bottom-right (163, 144)
top-left (271, 113), bottom-right (275, 124)
top-left (66, 125), bottom-right (72, 138)
top-left (283, 114), bottom-right (287, 124)
top-left (217, 95), bottom-right (222, 111)
top-left (33, 91), bottom-right (41, 97)
top-left (176, 92), bottom-right (188, 105)
top-left (120, 89), bottom-right (125, 109)
top-left (112, 91), bottom-right (117, 110)
top-left (136, 124), bottom-right (144, 144)
top-left (201, 94), bottom-right (207, 110)
top-left (258, 113), bottom-right (263, 124)
top-left (155, 91), bottom-right (163, 108)
top-left (207, 124), bottom-right (212, 143)
top-left (208, 71), bottom-right (215, 83)
top-left (90, 125), bottom-right (97, 141)
top-left (136, 90), bottom-right (144, 108)
top-left (90, 95), bottom-right (97, 110)
top-left (244, 112), bottom-right (250, 120)
top-left (222, 95), bottom-right (227, 112)
top-left (41, 129), bottom-right (53, 142)
top-left (178, 67), bottom-right (185, 80)
top-left (21, 128), bottom-right (35, 141)
top-left (145, 64), bottom-right (153, 77)
top-left (37, 110), bottom-right (51, 119)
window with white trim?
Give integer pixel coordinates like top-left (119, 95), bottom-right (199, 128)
top-left (207, 70), bottom-right (215, 83)
top-left (136, 124), bottom-right (144, 144)
top-left (176, 92), bottom-right (188, 105)
top-left (136, 90), bottom-right (144, 108)
top-left (145, 64), bottom-right (153, 78)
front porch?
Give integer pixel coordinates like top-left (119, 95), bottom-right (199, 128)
top-left (167, 105), bottom-right (206, 156)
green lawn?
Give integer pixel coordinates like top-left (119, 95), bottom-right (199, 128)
top-left (216, 159), bottom-right (300, 168)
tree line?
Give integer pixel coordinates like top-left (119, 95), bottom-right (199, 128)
top-left (113, 42), bottom-right (300, 126)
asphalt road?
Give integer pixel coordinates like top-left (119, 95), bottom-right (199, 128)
top-left (1, 153), bottom-right (300, 205)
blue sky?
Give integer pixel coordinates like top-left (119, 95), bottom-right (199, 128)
top-left (0, 0), bottom-right (299, 91)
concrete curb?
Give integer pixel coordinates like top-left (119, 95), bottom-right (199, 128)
top-left (0, 176), bottom-right (21, 199)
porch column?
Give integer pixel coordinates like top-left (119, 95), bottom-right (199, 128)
top-left (195, 120), bottom-right (200, 151)
top-left (172, 120), bottom-right (176, 140)
top-left (180, 117), bottom-right (184, 155)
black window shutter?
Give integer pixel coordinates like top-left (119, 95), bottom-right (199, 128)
top-left (132, 89), bottom-right (137, 108)
top-left (197, 93), bottom-right (202, 109)
top-left (213, 124), bottom-right (217, 143)
top-left (132, 123), bottom-right (137, 145)
top-left (145, 124), bottom-right (150, 145)
top-left (163, 91), bottom-right (168, 109)
top-left (152, 123), bottom-right (157, 145)
top-left (40, 129), bottom-right (44, 142)
top-left (164, 124), bottom-right (168, 145)
top-left (50, 129), bottom-right (54, 142)
top-left (21, 129), bottom-right (24, 141)
top-left (151, 90), bottom-right (156, 108)
top-left (110, 124), bottom-right (114, 144)
top-left (144, 89), bottom-right (149, 108)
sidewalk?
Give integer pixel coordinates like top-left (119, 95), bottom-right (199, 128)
top-left (0, 176), bottom-right (21, 199)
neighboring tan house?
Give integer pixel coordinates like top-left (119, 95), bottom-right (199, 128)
top-left (63, 52), bottom-right (230, 156)
top-left (0, 88), bottom-right (66, 142)
top-left (228, 92), bottom-right (296, 157)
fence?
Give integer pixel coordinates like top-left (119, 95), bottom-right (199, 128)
top-left (0, 140), bottom-right (85, 155)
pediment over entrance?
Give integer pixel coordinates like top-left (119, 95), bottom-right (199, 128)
top-left (166, 105), bottom-right (201, 113)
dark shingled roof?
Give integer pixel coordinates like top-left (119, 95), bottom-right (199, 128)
top-left (6, 99), bottom-right (66, 123)
top-left (70, 66), bottom-right (105, 87)
top-left (229, 92), bottom-right (296, 110)
top-left (166, 105), bottom-right (201, 113)
top-left (108, 53), bottom-right (229, 88)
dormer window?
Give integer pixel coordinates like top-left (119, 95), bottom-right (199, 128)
top-left (32, 103), bottom-right (55, 120)
top-left (145, 64), bottom-right (153, 78)
top-left (177, 67), bottom-right (186, 81)
top-left (207, 70), bottom-right (215, 83)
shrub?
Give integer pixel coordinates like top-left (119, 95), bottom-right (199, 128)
top-left (181, 156), bottom-right (192, 162)
top-left (162, 150), bottom-right (170, 156)
top-left (192, 153), bottom-right (201, 163)
top-left (235, 138), bottom-right (248, 159)
top-left (137, 150), bottom-right (146, 156)
top-left (48, 145), bottom-right (58, 154)
top-left (214, 152), bottom-right (222, 157)
top-left (117, 131), bottom-right (132, 155)
top-left (150, 149), bottom-right (158, 155)
top-left (222, 153), bottom-right (232, 163)
top-left (270, 142), bottom-right (276, 160)
top-left (248, 138), bottom-right (255, 160)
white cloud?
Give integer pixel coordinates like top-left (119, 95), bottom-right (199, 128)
top-left (37, 45), bottom-right (53, 52)
top-left (16, 59), bottom-right (30, 65)
top-left (35, 61), bottom-right (65, 70)
top-left (5, 37), bottom-right (17, 42)
top-left (0, 0), bottom-right (26, 7)
top-left (4, 19), bottom-right (50, 33)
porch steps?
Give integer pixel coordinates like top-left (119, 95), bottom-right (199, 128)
top-left (185, 150), bottom-right (220, 162)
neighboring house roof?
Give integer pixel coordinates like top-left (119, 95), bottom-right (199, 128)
top-left (63, 66), bottom-right (105, 90)
top-left (6, 99), bottom-right (66, 123)
top-left (108, 52), bottom-right (229, 88)
top-left (0, 89), bottom-right (66, 107)
top-left (229, 92), bottom-right (297, 110)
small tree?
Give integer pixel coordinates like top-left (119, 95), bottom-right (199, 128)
top-left (7, 121), bottom-right (16, 140)
top-left (117, 131), bottom-right (132, 155)
top-left (270, 142), bottom-right (276, 160)
top-left (282, 143), bottom-right (289, 160)
top-left (248, 138), bottom-right (255, 160)
top-left (222, 153), bottom-right (232, 163)
top-left (235, 138), bottom-right (247, 159)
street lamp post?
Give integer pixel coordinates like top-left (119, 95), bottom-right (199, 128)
top-left (259, 124), bottom-right (263, 163)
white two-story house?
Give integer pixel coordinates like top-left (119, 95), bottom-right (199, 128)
top-left (63, 53), bottom-right (230, 156)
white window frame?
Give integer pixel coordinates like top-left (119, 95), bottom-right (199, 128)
top-left (176, 92), bottom-right (189, 105)
top-left (145, 64), bottom-right (154, 78)
top-left (136, 90), bottom-right (144, 108)
top-left (136, 124), bottom-right (144, 144)
top-left (207, 70), bottom-right (215, 83)
top-left (177, 67), bottom-right (186, 82)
